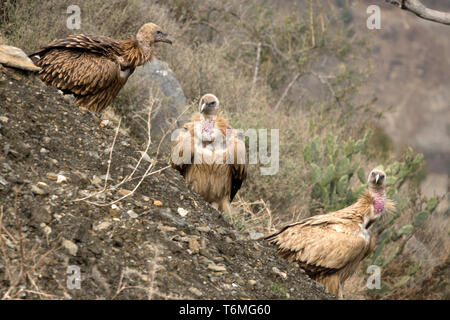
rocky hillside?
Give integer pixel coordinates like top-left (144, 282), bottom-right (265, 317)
top-left (0, 65), bottom-right (333, 300)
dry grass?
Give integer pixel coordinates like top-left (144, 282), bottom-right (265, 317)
top-left (0, 188), bottom-right (63, 300)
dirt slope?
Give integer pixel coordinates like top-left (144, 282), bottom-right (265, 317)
top-left (0, 66), bottom-right (333, 300)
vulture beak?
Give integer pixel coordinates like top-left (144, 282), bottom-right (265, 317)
top-left (158, 33), bottom-right (173, 44)
top-left (375, 174), bottom-right (380, 184)
top-left (201, 103), bottom-right (206, 113)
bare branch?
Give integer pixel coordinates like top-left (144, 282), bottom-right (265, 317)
top-left (386, 0), bottom-right (450, 25)
top-left (274, 73), bottom-right (300, 110)
top-left (251, 42), bottom-right (262, 92)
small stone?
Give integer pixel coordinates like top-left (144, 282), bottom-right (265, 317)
top-left (272, 267), bottom-right (287, 279)
top-left (196, 226), bottom-right (211, 233)
top-left (88, 151), bottom-right (100, 159)
top-left (94, 221), bottom-right (112, 231)
top-left (177, 207), bottom-right (188, 217)
top-left (31, 184), bottom-right (48, 195)
top-left (157, 225), bottom-right (177, 232)
top-left (188, 238), bottom-right (200, 254)
top-left (0, 116), bottom-right (8, 123)
top-left (99, 120), bottom-right (110, 128)
top-left (45, 173), bottom-right (58, 181)
top-left (127, 210), bottom-right (138, 218)
top-left (0, 176), bottom-right (8, 186)
top-left (108, 207), bottom-right (119, 217)
top-left (153, 200), bottom-right (163, 206)
top-left (62, 239), bottom-right (78, 256)
top-left (248, 280), bottom-right (257, 286)
top-left (40, 224), bottom-right (52, 236)
top-left (56, 174), bottom-right (67, 183)
top-left (208, 263), bottom-right (227, 272)
top-left (40, 147), bottom-right (49, 154)
top-left (188, 287), bottom-right (203, 297)
top-left (249, 232), bottom-right (264, 240)
top-left (119, 189), bottom-right (132, 196)
top-left (91, 175), bottom-right (102, 186)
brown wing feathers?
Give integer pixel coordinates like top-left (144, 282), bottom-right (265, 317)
top-left (29, 23), bottom-right (171, 113)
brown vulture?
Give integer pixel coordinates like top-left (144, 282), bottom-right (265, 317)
top-left (266, 168), bottom-right (395, 298)
top-left (171, 94), bottom-right (247, 214)
top-left (29, 23), bottom-right (172, 113)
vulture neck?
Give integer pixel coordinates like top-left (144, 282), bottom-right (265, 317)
top-left (200, 113), bottom-right (217, 121)
top-left (121, 38), bottom-right (152, 68)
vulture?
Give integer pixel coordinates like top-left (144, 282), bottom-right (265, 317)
top-left (29, 23), bottom-right (172, 113)
top-left (171, 94), bottom-right (247, 214)
top-left (266, 168), bottom-right (395, 298)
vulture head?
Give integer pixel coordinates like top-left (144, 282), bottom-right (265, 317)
top-left (367, 168), bottom-right (388, 222)
top-left (368, 168), bottom-right (386, 188)
top-left (136, 23), bottom-right (172, 46)
top-left (199, 93), bottom-right (219, 116)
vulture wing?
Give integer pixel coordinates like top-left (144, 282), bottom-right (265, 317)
top-left (30, 35), bottom-right (125, 109)
top-left (170, 122), bottom-right (194, 176)
top-left (227, 131), bottom-right (247, 202)
top-left (266, 218), bottom-right (369, 275)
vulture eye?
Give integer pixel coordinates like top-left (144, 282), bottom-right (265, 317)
top-left (371, 172), bottom-right (375, 177)
top-left (209, 101), bottom-right (216, 107)
top-left (380, 175), bottom-right (385, 179)
top-left (156, 30), bottom-right (162, 35)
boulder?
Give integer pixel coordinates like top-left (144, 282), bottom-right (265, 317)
top-left (115, 58), bottom-right (188, 153)
top-left (0, 45), bottom-right (40, 72)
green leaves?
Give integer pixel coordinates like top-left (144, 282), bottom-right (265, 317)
top-left (426, 197), bottom-right (439, 213)
top-left (303, 131), bottom-right (371, 212)
top-left (413, 211), bottom-right (430, 227)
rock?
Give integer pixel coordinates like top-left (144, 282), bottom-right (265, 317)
top-left (119, 189), bottom-right (132, 197)
top-left (153, 200), bottom-right (163, 206)
top-left (0, 45), bottom-right (40, 72)
top-left (94, 221), bottom-right (112, 231)
top-left (272, 267), bottom-right (287, 279)
top-left (177, 207), bottom-right (188, 217)
top-left (31, 206), bottom-right (52, 224)
top-left (188, 287), bottom-right (203, 297)
top-left (157, 225), bottom-right (177, 232)
top-left (62, 239), bottom-right (78, 256)
top-left (188, 238), bottom-right (200, 254)
top-left (117, 59), bottom-right (187, 150)
top-left (0, 176), bottom-right (8, 186)
top-left (56, 174), bottom-right (68, 183)
top-left (160, 207), bottom-right (188, 226)
top-left (40, 223), bottom-right (52, 236)
top-left (0, 116), bottom-right (8, 123)
top-left (249, 232), bottom-right (265, 240)
top-left (248, 280), bottom-right (257, 286)
top-left (196, 226), bottom-right (211, 233)
top-left (208, 263), bottom-right (227, 272)
top-left (45, 173), bottom-right (58, 181)
top-left (31, 184), bottom-right (48, 195)
top-left (127, 210), bottom-right (138, 218)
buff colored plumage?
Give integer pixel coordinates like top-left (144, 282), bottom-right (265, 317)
top-left (266, 168), bottom-right (395, 298)
top-left (171, 94), bottom-right (247, 214)
top-left (29, 23), bottom-right (172, 113)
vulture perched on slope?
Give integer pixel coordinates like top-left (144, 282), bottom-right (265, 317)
top-left (171, 94), bottom-right (247, 214)
top-left (29, 23), bottom-right (172, 113)
top-left (266, 168), bottom-right (395, 298)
